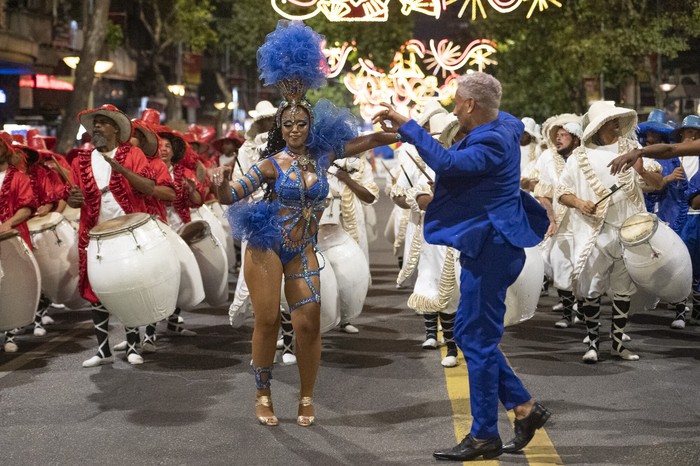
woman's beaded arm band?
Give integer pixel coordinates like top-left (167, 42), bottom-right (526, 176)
top-left (230, 164), bottom-right (266, 202)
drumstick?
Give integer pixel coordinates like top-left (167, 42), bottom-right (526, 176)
top-left (50, 155), bottom-right (74, 188)
top-left (399, 164), bottom-right (414, 188)
top-left (235, 157), bottom-right (245, 177)
top-left (379, 159), bottom-right (396, 184)
top-left (404, 150), bottom-right (434, 184)
top-left (594, 183), bottom-right (624, 207)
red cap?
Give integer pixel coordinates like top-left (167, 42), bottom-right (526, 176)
top-left (211, 130), bottom-right (244, 152)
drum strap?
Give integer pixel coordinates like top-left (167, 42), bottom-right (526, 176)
top-left (100, 186), bottom-right (110, 196)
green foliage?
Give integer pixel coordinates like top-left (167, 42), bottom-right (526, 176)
top-left (104, 20), bottom-right (124, 52)
top-left (472, 0), bottom-right (700, 119)
top-left (168, 0), bottom-right (217, 52)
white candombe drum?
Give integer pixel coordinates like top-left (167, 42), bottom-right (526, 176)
top-left (619, 212), bottom-right (692, 303)
top-left (154, 218), bottom-right (205, 310)
top-left (62, 205), bottom-right (81, 229)
top-left (193, 204), bottom-right (236, 271)
top-left (27, 212), bottom-right (87, 309)
top-left (504, 247), bottom-right (544, 327)
top-left (317, 224), bottom-right (369, 322)
top-left (87, 213), bottom-right (180, 327)
top-left (179, 220), bottom-right (229, 307)
top-left (0, 230), bottom-right (41, 331)
top-left (280, 251), bottom-right (340, 333)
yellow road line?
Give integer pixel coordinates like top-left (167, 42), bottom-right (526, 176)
top-left (440, 337), bottom-right (563, 465)
top-left (0, 324), bottom-right (89, 378)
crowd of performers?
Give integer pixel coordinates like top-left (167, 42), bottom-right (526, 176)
top-left (2, 20), bottom-right (700, 437)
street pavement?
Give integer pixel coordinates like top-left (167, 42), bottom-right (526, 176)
top-left (2, 192), bottom-right (700, 466)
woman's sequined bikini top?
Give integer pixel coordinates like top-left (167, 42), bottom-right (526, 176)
top-left (269, 156), bottom-right (329, 250)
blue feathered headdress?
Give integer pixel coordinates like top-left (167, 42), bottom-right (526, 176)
top-left (257, 21), bottom-right (328, 104)
top-left (307, 99), bottom-right (359, 163)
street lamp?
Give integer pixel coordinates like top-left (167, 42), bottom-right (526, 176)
top-left (659, 81), bottom-right (677, 93)
top-left (62, 56), bottom-right (114, 109)
top-left (167, 84), bottom-right (186, 97)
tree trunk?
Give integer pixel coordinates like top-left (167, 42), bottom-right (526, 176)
top-left (55, 0), bottom-right (112, 155)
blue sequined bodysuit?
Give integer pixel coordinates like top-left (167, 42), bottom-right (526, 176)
top-left (269, 155), bottom-right (329, 311)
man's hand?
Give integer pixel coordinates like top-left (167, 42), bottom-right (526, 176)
top-left (102, 154), bottom-right (124, 174)
top-left (0, 222), bottom-right (10, 233)
top-left (545, 221), bottom-right (558, 238)
top-left (36, 204), bottom-right (52, 217)
top-left (67, 186), bottom-right (84, 208)
top-left (608, 148), bottom-right (643, 175)
top-left (333, 167), bottom-right (351, 183)
top-left (576, 199), bottom-right (597, 217)
top-left (665, 166), bottom-right (686, 184)
top-left (371, 103), bottom-right (410, 133)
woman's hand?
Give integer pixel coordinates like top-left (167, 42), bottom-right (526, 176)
top-left (209, 166), bottom-right (232, 187)
top-left (608, 148), bottom-right (643, 175)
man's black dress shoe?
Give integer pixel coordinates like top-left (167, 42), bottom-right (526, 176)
top-left (433, 434), bottom-right (503, 461)
top-left (503, 402), bottom-right (551, 453)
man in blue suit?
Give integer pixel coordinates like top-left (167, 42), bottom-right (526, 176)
top-left (374, 72), bottom-right (550, 461)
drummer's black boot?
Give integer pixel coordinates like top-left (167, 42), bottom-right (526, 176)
top-left (439, 312), bottom-right (458, 367)
top-left (554, 289), bottom-right (576, 328)
top-left (3, 331), bottom-right (18, 353)
top-left (280, 309), bottom-right (296, 365)
top-left (670, 301), bottom-right (688, 329)
top-left (33, 294), bottom-right (51, 336)
top-left (166, 307), bottom-right (196, 336)
top-left (690, 282), bottom-right (700, 325)
top-left (610, 295), bottom-right (638, 361)
top-left (82, 304), bottom-right (114, 368)
top-left (422, 314), bottom-right (439, 349)
top-left (125, 327), bottom-right (143, 365)
top-left (581, 297), bottom-right (601, 363)
top-left (143, 324), bottom-right (157, 353)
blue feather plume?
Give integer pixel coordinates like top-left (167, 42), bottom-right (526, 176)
top-left (257, 21), bottom-right (328, 91)
top-left (307, 99), bottom-right (359, 161)
top-left (226, 200), bottom-right (282, 250)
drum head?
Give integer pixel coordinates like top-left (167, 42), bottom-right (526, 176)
top-left (89, 213), bottom-right (151, 238)
top-left (179, 220), bottom-right (211, 245)
top-left (27, 212), bottom-right (63, 233)
top-left (619, 212), bottom-right (658, 246)
top-left (0, 229), bottom-right (19, 242)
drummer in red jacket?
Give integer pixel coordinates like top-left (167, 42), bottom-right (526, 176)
top-left (65, 105), bottom-right (156, 368)
top-left (0, 133), bottom-right (35, 353)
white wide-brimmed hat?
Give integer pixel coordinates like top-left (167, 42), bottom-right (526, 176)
top-left (78, 104), bottom-right (132, 143)
top-left (249, 100), bottom-right (277, 122)
top-left (429, 112), bottom-right (457, 135)
top-left (581, 101), bottom-right (637, 143)
top-left (417, 100), bottom-right (448, 128)
top-left (546, 113), bottom-right (583, 148)
top-left (521, 117), bottom-right (539, 139)
top-left (246, 100), bottom-right (278, 139)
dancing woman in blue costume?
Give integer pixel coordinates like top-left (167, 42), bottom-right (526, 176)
top-left (211, 21), bottom-right (396, 427)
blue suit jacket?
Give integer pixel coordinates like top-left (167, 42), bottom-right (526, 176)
top-left (398, 111), bottom-right (548, 259)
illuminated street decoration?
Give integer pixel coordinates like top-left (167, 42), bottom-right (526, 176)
top-left (324, 41), bottom-right (356, 78)
top-left (333, 38), bottom-right (497, 121)
top-left (272, 0), bottom-right (561, 21)
top-left (271, 0), bottom-right (390, 22)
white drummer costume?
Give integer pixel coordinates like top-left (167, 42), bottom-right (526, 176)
top-left (534, 114), bottom-right (583, 328)
top-left (403, 112), bottom-right (462, 367)
top-left (557, 101), bottom-right (662, 363)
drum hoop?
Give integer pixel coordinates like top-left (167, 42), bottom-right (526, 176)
top-left (27, 213), bottom-right (64, 234)
top-left (0, 229), bottom-right (20, 242)
top-left (620, 215), bottom-right (659, 247)
top-left (88, 214), bottom-right (153, 239)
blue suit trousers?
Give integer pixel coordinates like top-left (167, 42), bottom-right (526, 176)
top-left (454, 230), bottom-right (532, 439)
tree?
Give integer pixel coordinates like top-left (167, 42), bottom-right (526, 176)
top-left (127, 0), bottom-right (216, 124)
top-left (471, 0), bottom-right (700, 120)
top-left (55, 0), bottom-right (112, 155)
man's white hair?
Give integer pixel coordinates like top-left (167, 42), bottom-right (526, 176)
top-left (456, 72), bottom-right (502, 110)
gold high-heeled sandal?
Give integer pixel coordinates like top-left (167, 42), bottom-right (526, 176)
top-left (256, 395), bottom-right (278, 426)
top-left (297, 396), bottom-right (315, 427)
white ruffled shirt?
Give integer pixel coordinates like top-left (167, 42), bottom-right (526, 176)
top-left (91, 148), bottom-right (125, 223)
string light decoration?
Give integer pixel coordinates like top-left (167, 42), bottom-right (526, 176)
top-left (333, 37), bottom-right (497, 121)
top-left (271, 0), bottom-right (562, 21)
top-left (271, 0), bottom-right (390, 22)
top-left (323, 40), bottom-right (357, 78)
